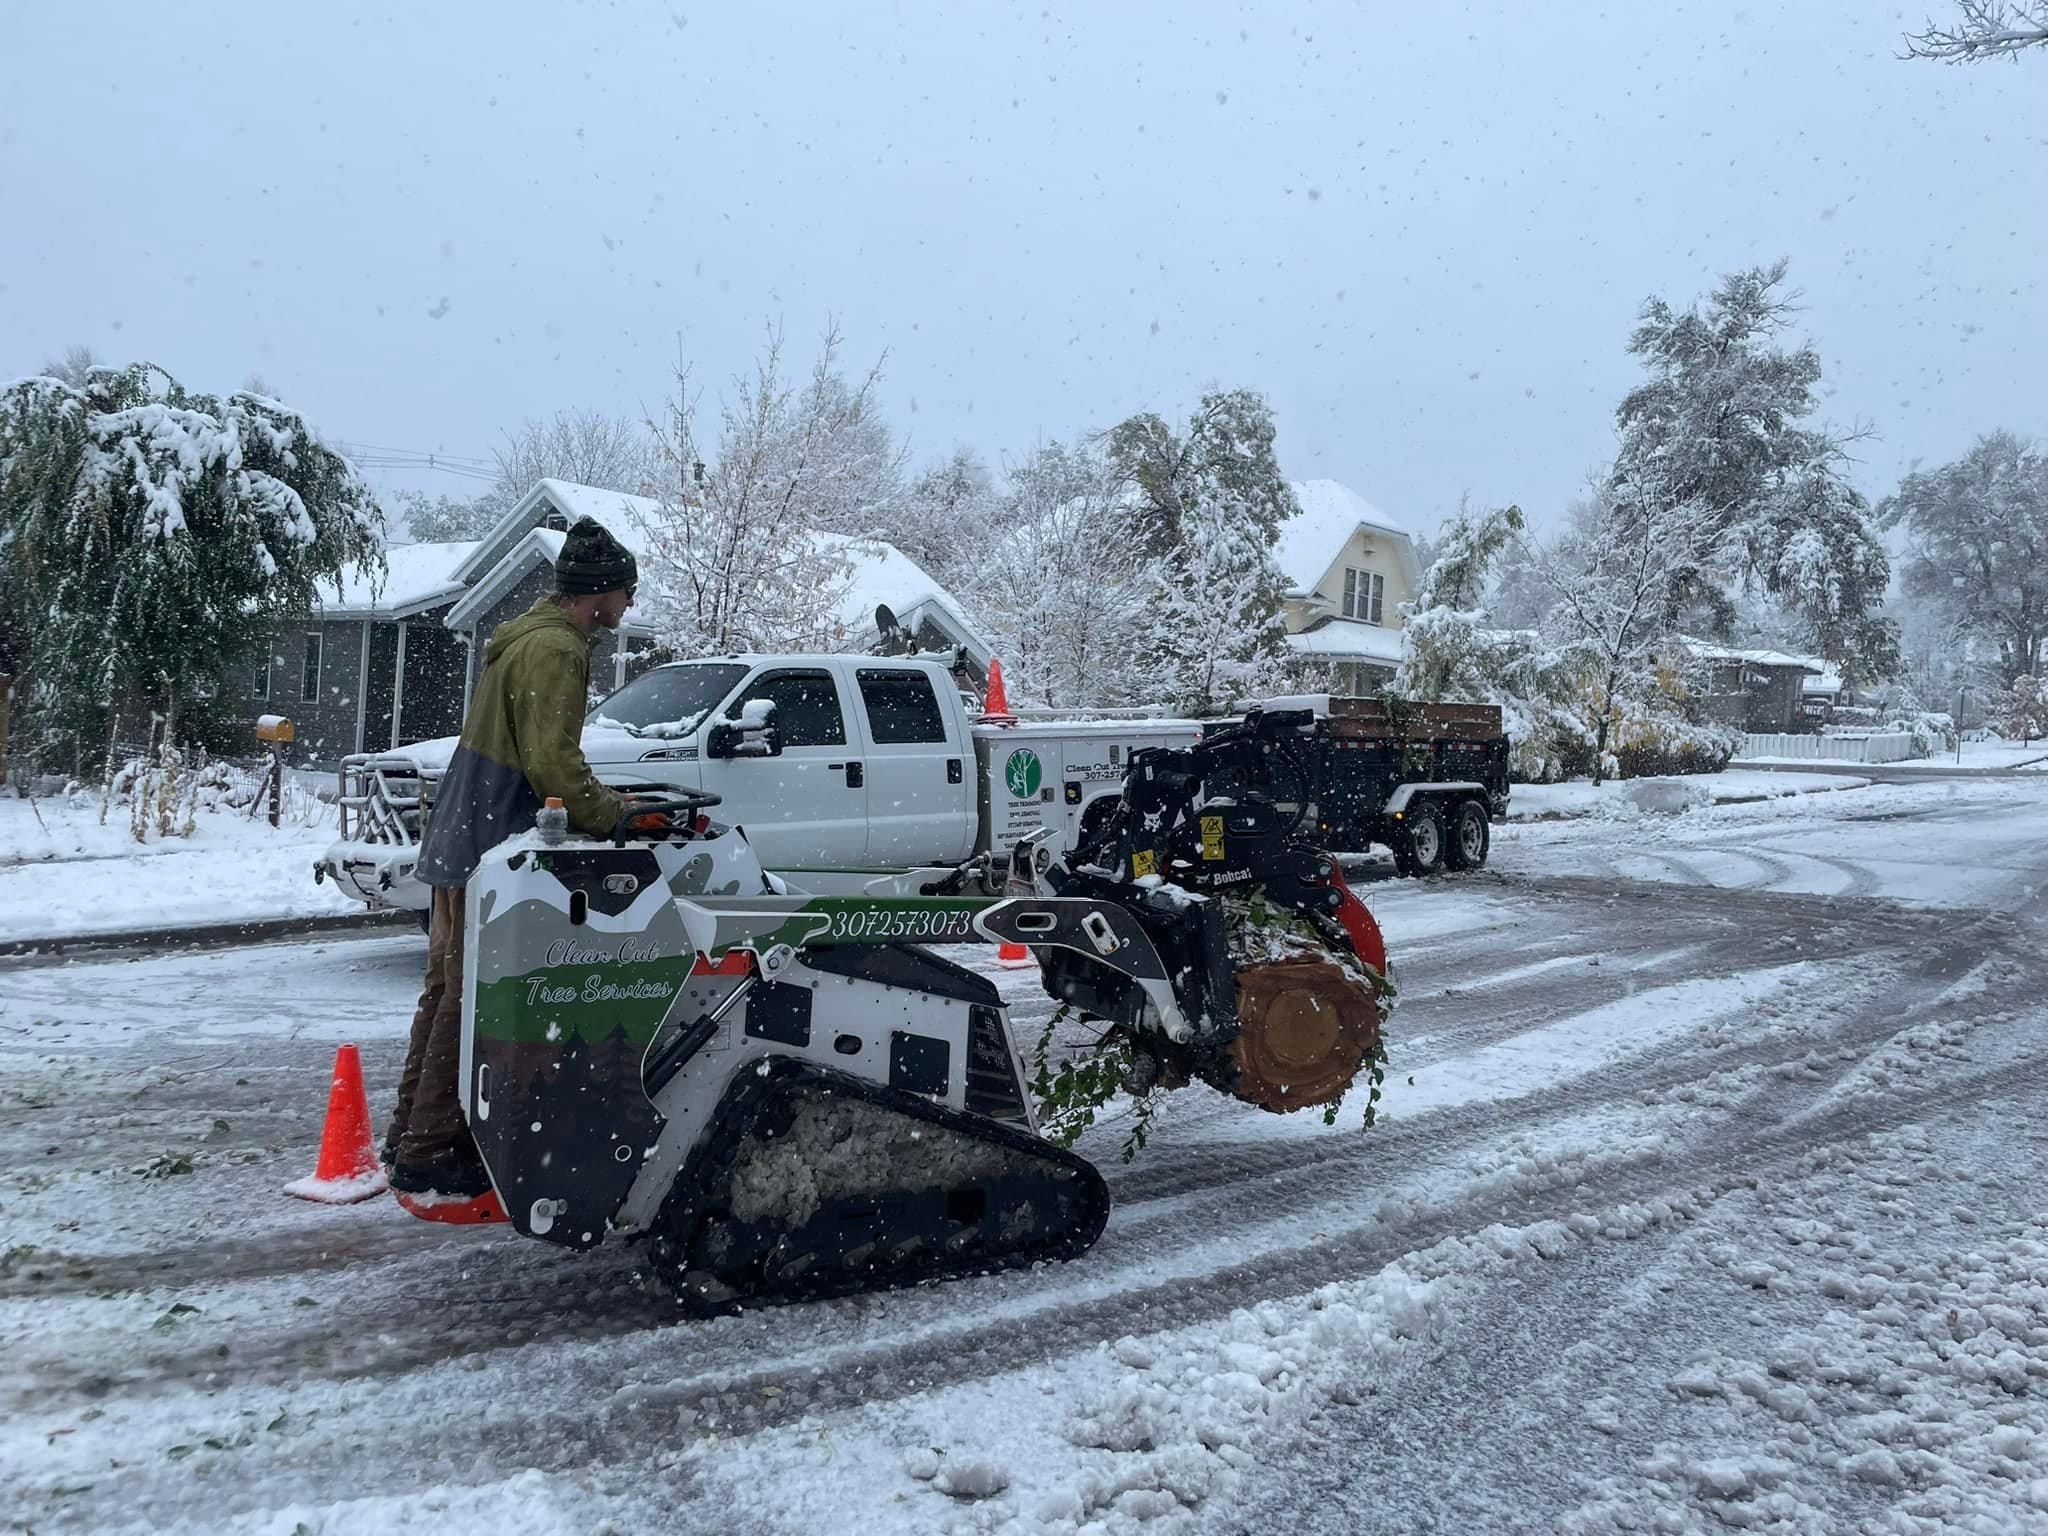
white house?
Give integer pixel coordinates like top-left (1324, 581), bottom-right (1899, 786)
top-left (1274, 479), bottom-right (1422, 692)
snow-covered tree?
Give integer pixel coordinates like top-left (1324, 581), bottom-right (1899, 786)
top-left (0, 363), bottom-right (383, 771)
top-left (1394, 502), bottom-right (1594, 781)
top-left (875, 448), bottom-right (999, 591)
top-left (1144, 496), bottom-right (1290, 715)
top-left (1097, 388), bottom-right (1297, 710)
top-left (1611, 261), bottom-right (1897, 686)
top-left (396, 489), bottom-right (497, 542)
top-left (1906, 2), bottom-right (2048, 60)
top-left (39, 344), bottom-right (101, 388)
top-left (1882, 432), bottom-right (2047, 688)
top-left (1538, 482), bottom-right (1725, 784)
top-left (1999, 674), bottom-right (2047, 742)
top-left (969, 440), bottom-right (1152, 710)
top-left (630, 331), bottom-right (887, 656)
top-left (1107, 389), bottom-right (1299, 557)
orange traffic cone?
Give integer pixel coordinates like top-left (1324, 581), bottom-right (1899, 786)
top-left (980, 657), bottom-right (1017, 726)
top-left (996, 941), bottom-right (1034, 969)
top-left (283, 1044), bottom-right (389, 1204)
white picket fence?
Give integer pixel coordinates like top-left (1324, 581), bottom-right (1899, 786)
top-left (1739, 732), bottom-right (1919, 764)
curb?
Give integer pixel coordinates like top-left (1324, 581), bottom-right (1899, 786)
top-left (0, 908), bottom-right (416, 965)
top-left (1506, 776), bottom-right (1872, 824)
top-left (1731, 757), bottom-right (2048, 778)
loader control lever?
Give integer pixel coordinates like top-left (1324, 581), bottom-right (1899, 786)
top-left (608, 789), bottom-right (725, 844)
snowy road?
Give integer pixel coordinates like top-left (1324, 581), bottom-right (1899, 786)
top-left (2, 777), bottom-right (2045, 1535)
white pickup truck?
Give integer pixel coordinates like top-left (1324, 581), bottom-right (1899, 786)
top-left (317, 654), bottom-right (1201, 920)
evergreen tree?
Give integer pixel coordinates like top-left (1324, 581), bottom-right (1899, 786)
top-left (1144, 496), bottom-right (1290, 715)
top-left (1108, 389), bottom-right (1299, 557)
top-left (0, 363), bottom-right (382, 771)
top-left (1611, 261), bottom-right (1897, 685)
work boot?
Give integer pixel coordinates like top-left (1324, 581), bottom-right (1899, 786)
top-left (388, 1152), bottom-right (491, 1199)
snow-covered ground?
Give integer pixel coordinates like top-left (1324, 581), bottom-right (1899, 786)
top-left (1508, 769), bottom-right (1868, 821)
top-left (0, 793), bottom-right (356, 943)
top-left (1, 776), bottom-right (2044, 1533)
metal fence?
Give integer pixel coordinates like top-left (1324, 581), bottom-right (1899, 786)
top-left (1739, 732), bottom-right (1919, 764)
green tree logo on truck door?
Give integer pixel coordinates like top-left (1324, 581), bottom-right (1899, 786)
top-left (1005, 748), bottom-right (1042, 799)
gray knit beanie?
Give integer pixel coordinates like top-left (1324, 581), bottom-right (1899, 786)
top-left (555, 516), bottom-right (638, 596)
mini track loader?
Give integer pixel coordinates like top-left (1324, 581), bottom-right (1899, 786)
top-left (404, 707), bottom-right (1392, 1313)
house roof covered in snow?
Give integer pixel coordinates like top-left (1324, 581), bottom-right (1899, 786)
top-left (442, 479), bottom-right (990, 662)
top-left (1274, 480), bottom-right (1418, 599)
top-left (452, 478), bottom-right (658, 586)
top-left (318, 540), bottom-right (479, 619)
top-left (1680, 637), bottom-right (1824, 674)
top-left (1283, 617), bottom-right (1407, 667)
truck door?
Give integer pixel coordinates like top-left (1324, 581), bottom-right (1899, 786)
top-left (851, 665), bottom-right (976, 865)
top-left (696, 667), bottom-right (868, 870)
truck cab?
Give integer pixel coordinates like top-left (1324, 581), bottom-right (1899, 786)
top-left (585, 655), bottom-right (979, 874)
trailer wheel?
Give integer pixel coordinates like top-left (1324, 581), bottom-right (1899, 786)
top-left (1444, 800), bottom-right (1490, 871)
top-left (1399, 804), bottom-right (1446, 877)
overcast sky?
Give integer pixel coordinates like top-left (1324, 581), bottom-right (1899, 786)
top-left (3, 3), bottom-right (2042, 537)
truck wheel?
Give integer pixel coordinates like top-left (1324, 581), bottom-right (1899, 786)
top-left (1445, 800), bottom-right (1490, 871)
top-left (416, 907), bottom-right (432, 935)
top-left (1400, 805), bottom-right (1446, 877)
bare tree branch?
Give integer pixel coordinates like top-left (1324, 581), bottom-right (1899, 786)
top-left (1905, 1), bottom-right (2048, 60)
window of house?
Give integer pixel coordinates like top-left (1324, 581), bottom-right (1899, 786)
top-left (727, 670), bottom-right (846, 748)
top-left (253, 655), bottom-right (271, 702)
top-left (300, 633), bottom-right (322, 702)
top-left (856, 668), bottom-right (948, 744)
top-left (1342, 568), bottom-right (1385, 624)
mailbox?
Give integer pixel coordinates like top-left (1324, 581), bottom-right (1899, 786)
top-left (255, 714), bottom-right (296, 744)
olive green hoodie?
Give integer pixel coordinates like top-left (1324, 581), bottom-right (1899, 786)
top-left (415, 600), bottom-right (626, 887)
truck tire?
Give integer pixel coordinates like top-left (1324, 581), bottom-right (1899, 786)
top-left (1398, 804), bottom-right (1446, 877)
top-left (417, 907), bottom-right (433, 935)
top-left (1444, 799), bottom-right (1490, 871)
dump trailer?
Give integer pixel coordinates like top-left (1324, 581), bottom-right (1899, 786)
top-left (1206, 696), bottom-right (1511, 877)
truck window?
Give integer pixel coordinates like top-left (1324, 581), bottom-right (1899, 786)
top-left (726, 670), bottom-right (846, 748)
top-left (588, 661), bottom-right (747, 738)
top-left (856, 668), bottom-right (948, 744)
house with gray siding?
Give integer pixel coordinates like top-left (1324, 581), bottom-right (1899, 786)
top-left (237, 540), bottom-right (478, 766)
top-left (239, 480), bottom-right (990, 767)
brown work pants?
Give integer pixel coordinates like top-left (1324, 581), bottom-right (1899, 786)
top-left (388, 885), bottom-right (475, 1165)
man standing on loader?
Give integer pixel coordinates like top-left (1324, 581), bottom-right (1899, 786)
top-left (384, 516), bottom-right (636, 1199)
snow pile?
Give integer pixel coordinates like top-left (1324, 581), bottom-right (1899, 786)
top-left (1623, 777), bottom-right (1712, 815)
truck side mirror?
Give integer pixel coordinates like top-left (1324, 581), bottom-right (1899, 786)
top-left (705, 702), bottom-right (782, 759)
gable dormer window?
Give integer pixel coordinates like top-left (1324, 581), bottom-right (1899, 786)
top-left (1343, 567), bottom-right (1384, 624)
top-left (540, 509), bottom-right (569, 532)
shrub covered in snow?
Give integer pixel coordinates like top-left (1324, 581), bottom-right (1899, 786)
top-left (1999, 675), bottom-right (2046, 744)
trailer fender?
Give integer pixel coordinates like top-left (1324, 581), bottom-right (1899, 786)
top-left (1383, 780), bottom-right (1486, 816)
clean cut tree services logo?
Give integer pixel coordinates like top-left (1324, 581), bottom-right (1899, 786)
top-left (1004, 748), bottom-right (1042, 799)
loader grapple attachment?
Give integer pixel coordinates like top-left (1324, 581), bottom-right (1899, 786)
top-left (648, 1058), bottom-right (1108, 1314)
